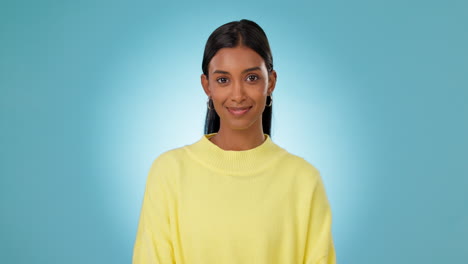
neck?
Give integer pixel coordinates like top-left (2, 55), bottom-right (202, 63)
top-left (210, 125), bottom-right (266, 151)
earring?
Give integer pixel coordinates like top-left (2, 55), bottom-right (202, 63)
top-left (266, 94), bottom-right (273, 107)
top-left (207, 97), bottom-right (213, 110)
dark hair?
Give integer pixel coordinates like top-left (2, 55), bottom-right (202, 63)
top-left (202, 19), bottom-right (274, 137)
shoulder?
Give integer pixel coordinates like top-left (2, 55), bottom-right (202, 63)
top-left (277, 149), bottom-right (322, 184)
top-left (279, 151), bottom-right (332, 207)
top-left (278, 148), bottom-right (320, 175)
top-left (149, 145), bottom-right (187, 171)
top-left (144, 146), bottom-right (188, 189)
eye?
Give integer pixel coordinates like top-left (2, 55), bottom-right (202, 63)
top-left (246, 74), bottom-right (259, 82)
top-left (216, 77), bottom-right (229, 84)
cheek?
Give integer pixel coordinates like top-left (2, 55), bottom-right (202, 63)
top-left (251, 80), bottom-right (269, 93)
top-left (248, 87), bottom-right (267, 99)
top-left (208, 90), bottom-right (223, 103)
top-left (210, 95), bottom-right (226, 109)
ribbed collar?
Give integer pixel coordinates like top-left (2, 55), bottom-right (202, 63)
top-left (184, 133), bottom-right (288, 175)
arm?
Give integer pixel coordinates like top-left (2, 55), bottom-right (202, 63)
top-left (132, 156), bottom-right (176, 264)
top-left (303, 173), bottom-right (336, 264)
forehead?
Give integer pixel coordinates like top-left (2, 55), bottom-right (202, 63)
top-left (209, 46), bottom-right (266, 73)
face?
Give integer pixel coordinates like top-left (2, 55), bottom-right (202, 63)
top-left (201, 45), bottom-right (277, 133)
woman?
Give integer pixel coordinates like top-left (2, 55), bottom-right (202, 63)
top-left (133, 19), bottom-right (336, 264)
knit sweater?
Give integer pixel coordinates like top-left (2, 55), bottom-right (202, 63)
top-left (132, 133), bottom-right (336, 264)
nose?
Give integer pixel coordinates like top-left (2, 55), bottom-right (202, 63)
top-left (230, 80), bottom-right (246, 103)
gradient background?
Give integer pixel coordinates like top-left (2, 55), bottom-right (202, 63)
top-left (1, 0), bottom-right (467, 263)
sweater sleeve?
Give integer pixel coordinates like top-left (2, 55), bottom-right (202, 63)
top-left (303, 171), bottom-right (336, 264)
top-left (132, 156), bottom-right (176, 264)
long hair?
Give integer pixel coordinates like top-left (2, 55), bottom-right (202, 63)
top-left (201, 19), bottom-right (274, 137)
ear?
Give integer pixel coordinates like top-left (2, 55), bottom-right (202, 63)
top-left (267, 70), bottom-right (277, 95)
top-left (201, 73), bottom-right (210, 97)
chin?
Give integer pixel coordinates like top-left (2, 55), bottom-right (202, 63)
top-left (224, 118), bottom-right (261, 131)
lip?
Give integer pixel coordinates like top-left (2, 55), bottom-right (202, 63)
top-left (227, 106), bottom-right (252, 116)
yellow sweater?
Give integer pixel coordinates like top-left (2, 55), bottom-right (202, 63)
top-left (132, 133), bottom-right (336, 264)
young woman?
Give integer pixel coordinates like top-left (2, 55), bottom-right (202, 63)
top-left (133, 19), bottom-right (336, 264)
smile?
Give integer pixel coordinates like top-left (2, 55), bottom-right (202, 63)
top-left (227, 106), bottom-right (252, 116)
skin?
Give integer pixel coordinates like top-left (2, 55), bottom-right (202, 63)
top-left (201, 45), bottom-right (277, 151)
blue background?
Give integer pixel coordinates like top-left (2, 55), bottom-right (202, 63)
top-left (1, 0), bottom-right (467, 263)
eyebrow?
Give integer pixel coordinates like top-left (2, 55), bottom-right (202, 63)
top-left (212, 66), bottom-right (262, 75)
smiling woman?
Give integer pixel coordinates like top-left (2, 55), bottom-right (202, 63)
top-left (132, 19), bottom-right (336, 264)
top-left (201, 44), bottom-right (276, 150)
top-left (201, 20), bottom-right (276, 151)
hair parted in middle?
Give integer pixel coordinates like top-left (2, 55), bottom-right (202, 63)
top-left (201, 19), bottom-right (274, 137)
